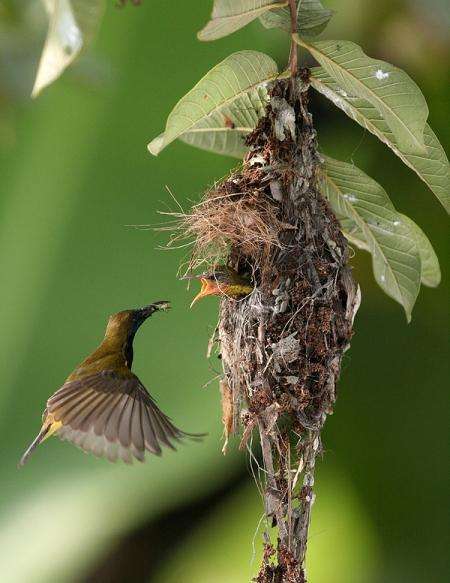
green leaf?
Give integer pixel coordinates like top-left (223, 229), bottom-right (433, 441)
top-left (259, 0), bottom-right (334, 37)
top-left (331, 211), bottom-right (370, 252)
top-left (148, 51), bottom-right (278, 157)
top-left (294, 37), bottom-right (429, 155)
top-left (198, 0), bottom-right (287, 41)
top-left (321, 155), bottom-right (421, 321)
top-left (32, 0), bottom-right (105, 97)
top-left (309, 68), bottom-right (450, 213)
top-left (178, 97), bottom-right (262, 158)
top-left (399, 215), bottom-right (441, 288)
top-left (335, 210), bottom-right (441, 289)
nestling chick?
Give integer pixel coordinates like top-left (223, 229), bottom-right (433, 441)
top-left (186, 266), bottom-right (254, 307)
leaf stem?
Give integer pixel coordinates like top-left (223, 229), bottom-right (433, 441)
top-left (288, 0), bottom-right (298, 78)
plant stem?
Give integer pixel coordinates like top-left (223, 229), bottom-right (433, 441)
top-left (288, 0), bottom-right (298, 78)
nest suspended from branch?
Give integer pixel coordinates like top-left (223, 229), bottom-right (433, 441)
top-left (174, 78), bottom-right (361, 582)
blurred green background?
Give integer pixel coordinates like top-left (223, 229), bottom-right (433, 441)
top-left (0, 1), bottom-right (448, 582)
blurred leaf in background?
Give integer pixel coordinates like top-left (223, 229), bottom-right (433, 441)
top-left (31, 0), bottom-right (105, 97)
top-left (0, 1), bottom-right (448, 582)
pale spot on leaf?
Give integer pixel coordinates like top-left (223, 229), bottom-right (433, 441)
top-left (375, 69), bottom-right (389, 81)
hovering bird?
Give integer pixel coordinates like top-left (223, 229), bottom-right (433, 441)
top-left (19, 301), bottom-right (202, 466)
top-left (187, 266), bottom-right (253, 307)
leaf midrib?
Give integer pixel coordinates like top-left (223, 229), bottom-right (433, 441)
top-left (297, 37), bottom-right (426, 153)
top-left (164, 73), bottom-right (277, 146)
top-left (212, 1), bottom-right (287, 20)
top-left (184, 126), bottom-right (252, 134)
top-left (310, 76), bottom-right (442, 196)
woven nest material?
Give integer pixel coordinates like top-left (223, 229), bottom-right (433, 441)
top-left (166, 168), bottom-right (295, 275)
top-left (176, 79), bottom-right (360, 582)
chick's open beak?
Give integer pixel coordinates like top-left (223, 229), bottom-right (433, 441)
top-left (190, 278), bottom-right (221, 308)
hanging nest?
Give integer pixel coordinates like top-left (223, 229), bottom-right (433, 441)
top-left (175, 77), bottom-right (360, 582)
top-left (166, 166), bottom-right (293, 274)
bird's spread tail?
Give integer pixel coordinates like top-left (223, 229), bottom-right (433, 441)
top-left (181, 430), bottom-right (207, 442)
top-left (18, 425), bottom-right (52, 468)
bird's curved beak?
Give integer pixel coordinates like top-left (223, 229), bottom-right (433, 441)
top-left (138, 301), bottom-right (171, 320)
top-left (190, 278), bottom-right (221, 308)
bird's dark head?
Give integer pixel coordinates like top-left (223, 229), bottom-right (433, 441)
top-left (184, 266), bottom-right (253, 307)
top-left (105, 301), bottom-right (170, 338)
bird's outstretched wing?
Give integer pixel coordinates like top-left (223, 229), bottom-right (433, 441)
top-left (44, 370), bottom-right (199, 463)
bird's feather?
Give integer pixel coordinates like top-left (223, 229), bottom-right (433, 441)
top-left (45, 370), bottom-right (192, 463)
